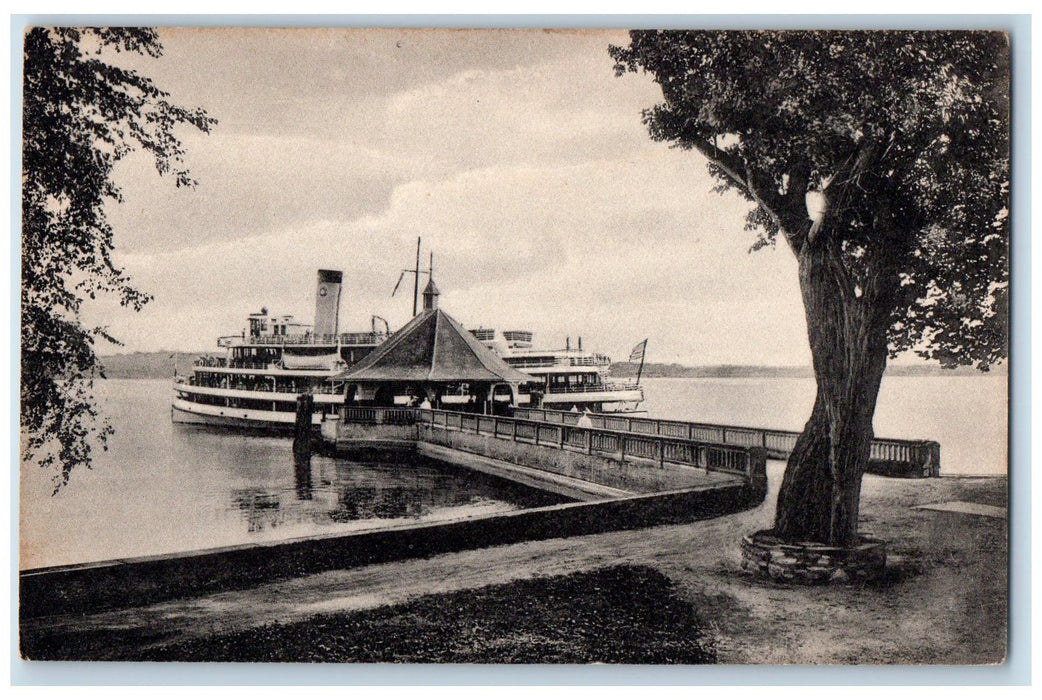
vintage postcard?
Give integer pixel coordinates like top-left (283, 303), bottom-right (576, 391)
top-left (18, 26), bottom-right (1011, 669)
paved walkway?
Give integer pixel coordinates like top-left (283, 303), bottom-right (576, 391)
top-left (20, 467), bottom-right (1009, 665)
top-left (914, 500), bottom-right (1006, 518)
top-left (21, 517), bottom-right (725, 659)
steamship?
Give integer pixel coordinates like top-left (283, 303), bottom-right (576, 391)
top-left (469, 328), bottom-right (645, 413)
top-left (171, 270), bottom-right (389, 430)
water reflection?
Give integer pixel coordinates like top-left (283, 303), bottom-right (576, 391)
top-left (332, 486), bottom-right (424, 522)
top-left (232, 489), bottom-right (283, 533)
top-left (215, 452), bottom-right (573, 538)
top-left (323, 457), bottom-right (555, 524)
top-left (294, 455), bottom-right (313, 501)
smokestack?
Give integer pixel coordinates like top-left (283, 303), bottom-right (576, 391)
top-left (313, 269), bottom-right (343, 337)
top-left (566, 337), bottom-right (570, 351)
top-left (578, 336), bottom-right (582, 351)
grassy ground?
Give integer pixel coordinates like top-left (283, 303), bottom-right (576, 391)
top-left (124, 565), bottom-right (717, 663)
top-left (19, 466), bottom-right (1008, 665)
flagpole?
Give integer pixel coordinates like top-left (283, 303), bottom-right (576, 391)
top-left (635, 340), bottom-right (647, 385)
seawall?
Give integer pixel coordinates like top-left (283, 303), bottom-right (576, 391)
top-left (20, 478), bottom-right (759, 619)
top-left (22, 409), bottom-right (767, 619)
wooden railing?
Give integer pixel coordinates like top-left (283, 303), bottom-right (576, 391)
top-left (505, 355), bottom-right (611, 370)
top-left (186, 379), bottom-right (343, 396)
top-left (415, 408), bottom-right (761, 481)
top-left (337, 406), bottom-right (418, 425)
top-left (220, 332), bottom-right (387, 347)
top-left (541, 381), bottom-right (641, 395)
top-left (512, 407), bottom-right (941, 477)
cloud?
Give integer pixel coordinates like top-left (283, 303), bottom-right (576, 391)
top-left (81, 28), bottom-right (813, 367)
top-left (104, 132), bottom-right (403, 255)
top-left (103, 31), bottom-right (659, 258)
top-left (94, 148), bottom-right (808, 366)
top-left (375, 52), bottom-right (661, 171)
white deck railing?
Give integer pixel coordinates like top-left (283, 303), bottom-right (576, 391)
top-left (411, 408), bottom-right (760, 480)
top-left (511, 407), bottom-right (941, 476)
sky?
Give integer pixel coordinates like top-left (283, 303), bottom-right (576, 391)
top-left (83, 27), bottom-right (813, 367)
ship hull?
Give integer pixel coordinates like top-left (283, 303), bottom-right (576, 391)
top-left (536, 388), bottom-right (644, 410)
top-left (171, 398), bottom-right (324, 431)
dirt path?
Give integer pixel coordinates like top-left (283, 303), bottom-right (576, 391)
top-left (21, 464), bottom-right (1008, 664)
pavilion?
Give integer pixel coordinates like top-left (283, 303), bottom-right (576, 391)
top-left (336, 279), bottom-right (536, 413)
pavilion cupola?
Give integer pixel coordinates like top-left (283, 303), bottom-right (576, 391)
top-left (422, 277), bottom-right (440, 311)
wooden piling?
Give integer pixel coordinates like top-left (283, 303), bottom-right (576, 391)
top-left (293, 393), bottom-right (313, 459)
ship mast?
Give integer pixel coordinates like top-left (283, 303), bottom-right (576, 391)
top-left (392, 237), bottom-right (432, 316)
top-left (412, 236), bottom-right (421, 316)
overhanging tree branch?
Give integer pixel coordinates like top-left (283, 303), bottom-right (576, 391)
top-left (21, 27), bottom-right (214, 490)
top-left (678, 123), bottom-right (815, 250)
top-left (685, 134), bottom-right (802, 239)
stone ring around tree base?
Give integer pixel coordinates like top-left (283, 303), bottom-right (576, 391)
top-left (740, 529), bottom-right (887, 585)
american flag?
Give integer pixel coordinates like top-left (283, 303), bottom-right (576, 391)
top-left (628, 339), bottom-right (648, 364)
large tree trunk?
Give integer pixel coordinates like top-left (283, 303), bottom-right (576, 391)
top-left (773, 237), bottom-right (894, 547)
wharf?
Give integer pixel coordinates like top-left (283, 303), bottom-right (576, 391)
top-left (416, 442), bottom-right (639, 501)
top-left (21, 406), bottom-right (764, 620)
top-left (323, 407), bottom-right (768, 497)
top-left (513, 407), bottom-right (942, 478)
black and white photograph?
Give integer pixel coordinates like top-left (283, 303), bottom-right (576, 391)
top-left (16, 22), bottom-right (1013, 670)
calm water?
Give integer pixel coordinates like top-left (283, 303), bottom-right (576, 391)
top-left (19, 379), bottom-right (566, 570)
top-left (19, 374), bottom-right (1007, 569)
top-left (638, 375), bottom-right (1008, 477)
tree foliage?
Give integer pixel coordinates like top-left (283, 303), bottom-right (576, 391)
top-left (22, 27), bottom-right (215, 491)
top-left (611, 31), bottom-right (1009, 546)
top-left (611, 30), bottom-right (1009, 369)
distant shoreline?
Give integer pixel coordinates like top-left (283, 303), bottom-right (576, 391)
top-left (99, 351), bottom-right (1005, 381)
top-left (609, 361), bottom-right (1002, 378)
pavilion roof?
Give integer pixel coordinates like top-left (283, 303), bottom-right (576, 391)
top-left (337, 308), bottom-right (533, 384)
